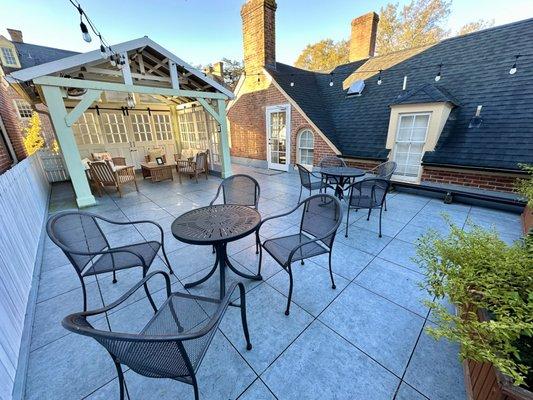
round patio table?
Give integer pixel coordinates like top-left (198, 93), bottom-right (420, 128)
top-left (171, 204), bottom-right (262, 298)
top-left (320, 167), bottom-right (365, 199)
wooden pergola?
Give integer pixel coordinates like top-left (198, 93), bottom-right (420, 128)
top-left (7, 37), bottom-right (234, 207)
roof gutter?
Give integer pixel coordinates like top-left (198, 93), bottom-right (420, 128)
top-left (421, 162), bottom-right (526, 175)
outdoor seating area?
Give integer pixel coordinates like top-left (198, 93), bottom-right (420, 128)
top-left (25, 163), bottom-right (524, 400)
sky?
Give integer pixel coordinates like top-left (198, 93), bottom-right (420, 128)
top-left (1, 0), bottom-right (532, 66)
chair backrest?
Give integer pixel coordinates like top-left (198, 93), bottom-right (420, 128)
top-left (319, 156), bottom-right (346, 168)
top-left (348, 178), bottom-right (390, 208)
top-left (89, 161), bottom-right (116, 185)
top-left (296, 164), bottom-right (312, 188)
top-left (300, 194), bottom-right (342, 248)
top-left (195, 152), bottom-right (207, 171)
top-left (219, 174), bottom-right (260, 208)
top-left (374, 161), bottom-right (397, 180)
top-left (46, 211), bottom-right (109, 274)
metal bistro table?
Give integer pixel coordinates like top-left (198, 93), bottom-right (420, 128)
top-left (320, 166), bottom-right (365, 199)
top-left (171, 204), bottom-right (262, 298)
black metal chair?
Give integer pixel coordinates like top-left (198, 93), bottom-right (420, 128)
top-left (46, 210), bottom-right (174, 311)
top-left (318, 155), bottom-right (346, 168)
top-left (62, 271), bottom-right (252, 400)
top-left (258, 194), bottom-right (342, 315)
top-left (296, 164), bottom-right (331, 202)
top-left (210, 174), bottom-right (261, 254)
top-left (365, 161), bottom-right (396, 210)
top-left (344, 178), bottom-right (390, 238)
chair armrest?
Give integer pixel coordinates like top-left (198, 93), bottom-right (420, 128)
top-left (210, 184), bottom-right (223, 206)
top-left (94, 216), bottom-right (165, 246)
top-left (112, 157), bottom-right (126, 166)
top-left (257, 202), bottom-right (302, 234)
top-left (285, 222), bottom-right (342, 267)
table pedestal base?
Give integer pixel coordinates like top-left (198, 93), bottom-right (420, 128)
top-left (184, 243), bottom-right (262, 298)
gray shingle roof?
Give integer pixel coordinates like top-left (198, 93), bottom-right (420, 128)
top-left (269, 18), bottom-right (533, 171)
top-left (12, 42), bottom-right (79, 70)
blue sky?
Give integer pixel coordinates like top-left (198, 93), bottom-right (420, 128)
top-left (1, 0), bottom-right (532, 66)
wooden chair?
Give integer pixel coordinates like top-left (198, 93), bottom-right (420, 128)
top-left (89, 160), bottom-right (138, 197)
top-left (175, 150), bottom-right (209, 184)
top-left (144, 148), bottom-right (167, 164)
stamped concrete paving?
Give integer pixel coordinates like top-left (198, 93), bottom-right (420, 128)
top-left (25, 164), bottom-right (523, 400)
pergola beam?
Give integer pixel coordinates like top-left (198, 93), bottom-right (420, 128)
top-left (65, 89), bottom-right (102, 127)
top-left (33, 76), bottom-right (228, 100)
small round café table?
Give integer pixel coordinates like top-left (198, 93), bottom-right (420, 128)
top-left (171, 204), bottom-right (262, 298)
top-left (320, 166), bottom-right (366, 199)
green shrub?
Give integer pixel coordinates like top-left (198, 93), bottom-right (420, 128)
top-left (416, 219), bottom-right (533, 386)
top-left (516, 164), bottom-right (533, 208)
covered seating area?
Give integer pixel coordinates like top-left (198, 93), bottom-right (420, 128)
top-left (7, 37), bottom-right (234, 207)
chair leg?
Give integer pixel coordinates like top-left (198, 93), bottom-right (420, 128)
top-left (161, 246), bottom-right (174, 275)
top-left (285, 264), bottom-right (294, 316)
top-left (112, 269), bottom-right (117, 284)
top-left (117, 185), bottom-right (122, 198)
top-left (80, 278), bottom-right (88, 312)
top-left (257, 242), bottom-right (263, 277)
top-left (255, 230), bottom-right (260, 255)
top-left (345, 207), bottom-right (350, 238)
top-left (366, 207), bottom-right (372, 221)
top-left (384, 197), bottom-right (387, 211)
top-left (238, 283), bottom-right (253, 351)
top-left (191, 376), bottom-right (200, 400)
top-left (328, 251), bottom-right (336, 289)
top-left (298, 187), bottom-right (302, 202)
top-left (379, 206), bottom-right (383, 238)
top-left (142, 268), bottom-right (158, 313)
top-left (212, 245), bottom-right (216, 254)
top-left (133, 178), bottom-right (139, 192)
top-left (113, 359), bottom-right (125, 400)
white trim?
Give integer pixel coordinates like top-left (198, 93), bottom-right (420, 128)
top-left (7, 36), bottom-right (234, 99)
top-left (265, 103), bottom-right (291, 171)
top-left (296, 128), bottom-right (314, 169)
top-left (265, 68), bottom-right (341, 155)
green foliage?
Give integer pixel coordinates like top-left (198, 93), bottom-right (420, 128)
top-left (294, 39), bottom-right (349, 71)
top-left (416, 218), bottom-right (533, 386)
top-left (516, 164), bottom-right (533, 208)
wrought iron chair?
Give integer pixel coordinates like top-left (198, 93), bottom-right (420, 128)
top-left (210, 174), bottom-right (261, 254)
top-left (258, 194), bottom-right (342, 315)
top-left (46, 211), bottom-right (174, 311)
top-left (176, 150), bottom-right (209, 184)
top-left (318, 155), bottom-right (346, 168)
top-left (62, 271), bottom-right (252, 400)
top-left (344, 178), bottom-right (390, 238)
top-left (88, 160), bottom-right (137, 197)
top-left (296, 164), bottom-right (331, 202)
top-left (365, 161), bottom-right (396, 210)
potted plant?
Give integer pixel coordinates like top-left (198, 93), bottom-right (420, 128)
top-left (517, 164), bottom-right (533, 235)
top-left (416, 219), bottom-right (533, 399)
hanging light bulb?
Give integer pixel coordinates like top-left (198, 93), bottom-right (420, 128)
top-left (110, 54), bottom-right (117, 67)
top-left (329, 73), bottom-right (334, 87)
top-left (377, 69), bottom-right (382, 85)
top-left (434, 64), bottom-right (443, 82)
top-left (290, 75), bottom-right (295, 87)
top-left (290, 81), bottom-right (294, 87)
top-left (126, 93), bottom-right (136, 109)
top-left (80, 21), bottom-right (91, 43)
top-left (99, 44), bottom-right (108, 59)
top-left (509, 55), bottom-right (520, 75)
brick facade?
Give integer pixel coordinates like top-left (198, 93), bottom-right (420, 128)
top-left (421, 166), bottom-right (521, 193)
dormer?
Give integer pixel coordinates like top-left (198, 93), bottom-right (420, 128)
top-left (0, 35), bottom-right (20, 69)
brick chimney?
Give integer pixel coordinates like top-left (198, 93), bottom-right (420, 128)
top-left (349, 12), bottom-right (379, 62)
top-left (241, 0), bottom-right (277, 75)
top-left (7, 29), bottom-right (23, 43)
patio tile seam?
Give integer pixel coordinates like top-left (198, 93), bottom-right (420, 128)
top-left (235, 377), bottom-right (280, 400)
top-left (373, 255), bottom-right (425, 276)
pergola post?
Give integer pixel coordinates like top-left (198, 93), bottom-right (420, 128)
top-left (41, 85), bottom-right (96, 207)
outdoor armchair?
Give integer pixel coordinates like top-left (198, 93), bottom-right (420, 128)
top-left (367, 160), bottom-right (397, 181)
top-left (296, 164), bottom-right (332, 202)
top-left (88, 160), bottom-right (137, 197)
top-left (210, 174), bottom-right (261, 254)
top-left (46, 210), bottom-right (174, 311)
top-left (344, 178), bottom-right (390, 238)
top-left (175, 150), bottom-right (209, 184)
top-left (62, 271), bottom-right (252, 400)
top-left (257, 194), bottom-right (342, 315)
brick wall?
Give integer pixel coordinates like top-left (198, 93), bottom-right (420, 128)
top-left (0, 131), bottom-right (12, 172)
top-left (421, 166), bottom-right (521, 192)
top-left (228, 79), bottom-right (337, 166)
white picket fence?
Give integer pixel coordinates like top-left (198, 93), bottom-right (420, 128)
top-left (37, 149), bottom-right (69, 183)
top-left (0, 156), bottom-right (50, 399)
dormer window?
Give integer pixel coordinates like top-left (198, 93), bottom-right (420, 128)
top-left (1, 47), bottom-right (18, 66)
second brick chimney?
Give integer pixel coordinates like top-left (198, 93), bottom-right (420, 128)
top-left (349, 12), bottom-right (379, 62)
top-left (241, 0), bottom-right (277, 76)
top-left (7, 29), bottom-right (23, 43)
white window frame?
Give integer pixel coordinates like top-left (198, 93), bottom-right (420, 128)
top-left (297, 129), bottom-right (314, 169)
top-left (265, 104), bottom-right (291, 171)
top-left (152, 113), bottom-right (173, 141)
top-left (1, 47), bottom-right (18, 66)
top-left (100, 112), bottom-right (129, 144)
top-left (130, 112), bottom-right (154, 142)
top-left (72, 111), bottom-right (102, 145)
top-left (392, 112), bottom-right (431, 183)
top-left (13, 99), bottom-right (33, 121)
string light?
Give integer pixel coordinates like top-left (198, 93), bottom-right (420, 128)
top-left (290, 74), bottom-right (294, 86)
top-left (434, 64), bottom-right (442, 82)
top-left (77, 4), bottom-right (92, 43)
top-left (329, 73), bottom-right (334, 86)
top-left (377, 69), bottom-right (382, 85)
top-left (509, 55), bottom-right (520, 75)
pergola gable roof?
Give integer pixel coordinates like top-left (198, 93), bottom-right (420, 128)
top-left (7, 36), bottom-right (233, 99)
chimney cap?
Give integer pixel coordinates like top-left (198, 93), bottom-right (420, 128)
top-left (351, 11), bottom-right (379, 26)
top-left (7, 29), bottom-right (23, 43)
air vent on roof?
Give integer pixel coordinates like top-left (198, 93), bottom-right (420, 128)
top-left (468, 105), bottom-right (483, 128)
top-left (347, 80), bottom-right (365, 96)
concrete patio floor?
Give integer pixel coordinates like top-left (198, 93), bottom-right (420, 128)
top-left (26, 164), bottom-right (523, 400)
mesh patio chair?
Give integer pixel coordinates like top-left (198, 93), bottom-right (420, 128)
top-left (258, 194), bottom-right (342, 315)
top-left (88, 160), bottom-right (138, 197)
top-left (296, 164), bottom-right (331, 202)
top-left (47, 210), bottom-right (174, 311)
top-left (210, 174), bottom-right (261, 254)
top-left (365, 161), bottom-right (396, 210)
top-left (176, 150), bottom-right (209, 184)
top-left (318, 155), bottom-right (346, 168)
top-left (62, 271), bottom-right (252, 400)
top-left (344, 178), bottom-right (390, 238)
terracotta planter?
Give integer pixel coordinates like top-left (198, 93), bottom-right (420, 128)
top-left (522, 205), bottom-right (533, 235)
top-left (464, 310), bottom-right (533, 400)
